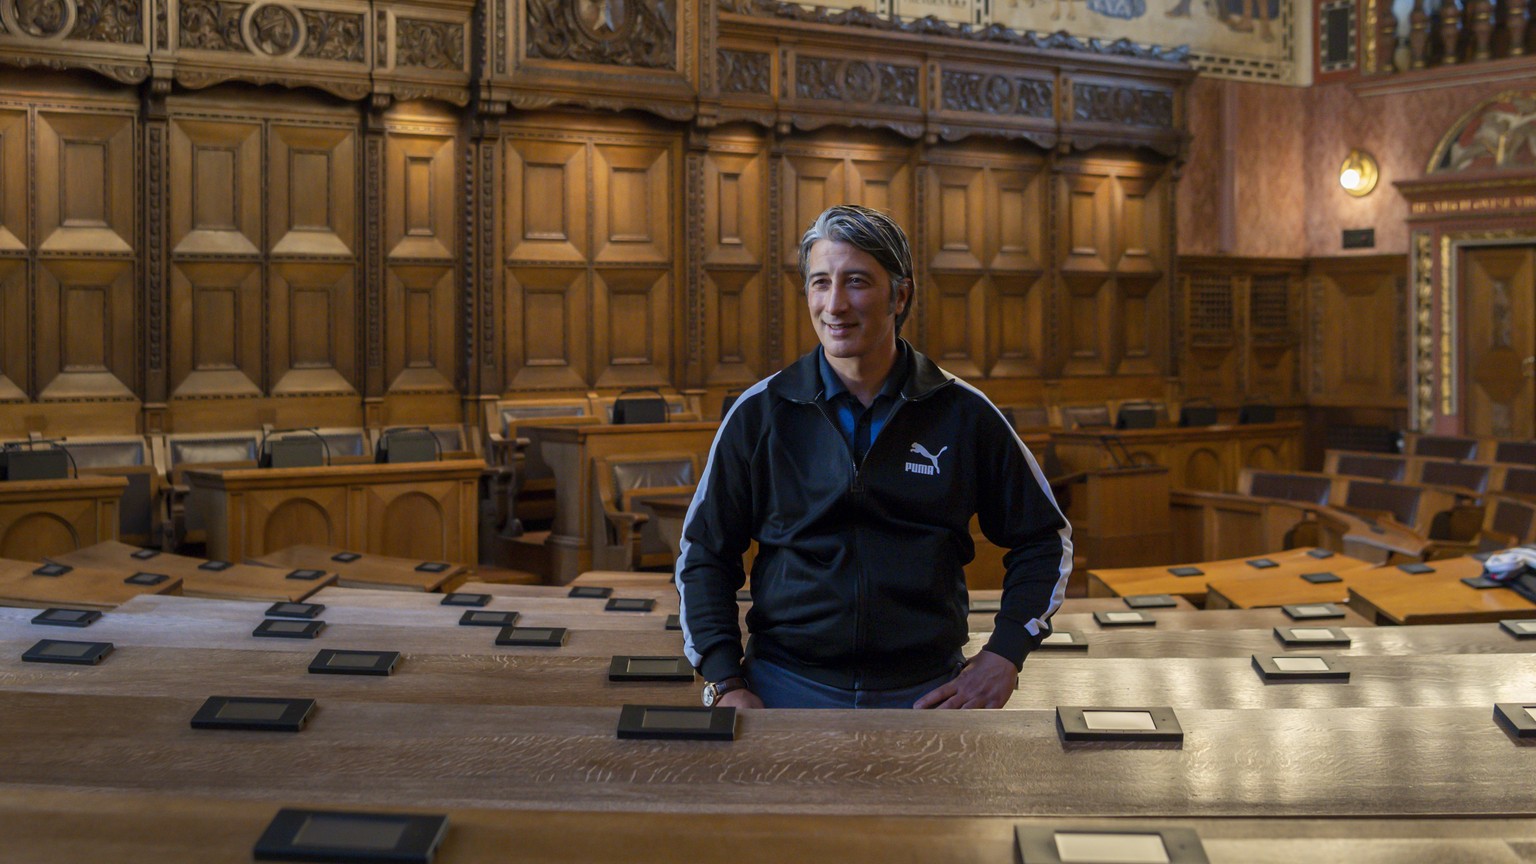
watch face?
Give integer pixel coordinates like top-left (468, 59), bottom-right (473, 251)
top-left (701, 683), bottom-right (717, 708)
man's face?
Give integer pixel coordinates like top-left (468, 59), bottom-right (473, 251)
top-left (805, 239), bottom-right (910, 363)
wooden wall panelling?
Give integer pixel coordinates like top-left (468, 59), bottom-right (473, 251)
top-left (591, 138), bottom-right (676, 390)
top-left (1307, 256), bottom-right (1408, 409)
top-left (33, 109), bottom-right (138, 401)
top-left (168, 262), bottom-right (263, 398)
top-left (924, 160), bottom-right (987, 379)
top-left (1180, 269), bottom-right (1239, 397)
top-left (503, 134), bottom-right (588, 391)
top-left (1461, 246), bottom-right (1536, 440)
top-left (0, 106), bottom-right (26, 403)
top-left (384, 127), bottom-right (457, 395)
top-left (1112, 169), bottom-right (1168, 378)
top-left (700, 130), bottom-right (767, 388)
top-left (1055, 165), bottom-right (1115, 377)
top-left (267, 121), bottom-right (358, 398)
top-left (1247, 270), bottom-right (1301, 401)
top-left (168, 116), bottom-right (263, 401)
top-left (987, 162), bottom-right (1048, 380)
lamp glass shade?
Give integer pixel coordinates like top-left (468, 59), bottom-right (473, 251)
top-left (1339, 149), bottom-right (1379, 197)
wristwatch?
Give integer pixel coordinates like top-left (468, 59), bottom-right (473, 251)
top-left (702, 677), bottom-right (747, 707)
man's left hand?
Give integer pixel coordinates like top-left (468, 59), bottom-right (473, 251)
top-left (912, 650), bottom-right (1017, 709)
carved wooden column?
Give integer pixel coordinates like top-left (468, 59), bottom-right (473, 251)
top-left (1509, 0), bottom-right (1529, 55)
top-left (141, 82), bottom-right (171, 433)
top-left (1468, 0), bottom-right (1494, 59)
top-left (1437, 0), bottom-right (1463, 64)
top-left (362, 97), bottom-right (389, 425)
top-left (683, 125), bottom-right (709, 389)
top-left (461, 103), bottom-right (503, 407)
top-left (1410, 0), bottom-right (1431, 67)
top-left (1377, 0), bottom-right (1399, 72)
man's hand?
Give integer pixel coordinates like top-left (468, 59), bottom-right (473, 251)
top-left (717, 687), bottom-right (764, 709)
top-left (912, 650), bottom-right (1018, 709)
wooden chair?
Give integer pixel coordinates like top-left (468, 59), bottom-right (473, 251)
top-left (155, 431), bottom-right (262, 551)
top-left (482, 397), bottom-right (600, 536)
top-left (591, 451), bottom-right (700, 571)
top-left (1337, 477), bottom-right (1474, 542)
top-left (1112, 400), bottom-right (1166, 429)
top-left (372, 424), bottom-right (480, 461)
top-left (1487, 439), bottom-right (1536, 467)
top-left (1239, 469), bottom-right (1333, 505)
top-left (1425, 493), bottom-right (1536, 559)
top-left (54, 435), bottom-right (162, 547)
top-left (1411, 458), bottom-right (1490, 496)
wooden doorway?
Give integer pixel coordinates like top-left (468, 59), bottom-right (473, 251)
top-left (1463, 244), bottom-right (1536, 439)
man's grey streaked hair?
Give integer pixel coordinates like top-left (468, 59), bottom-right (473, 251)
top-left (798, 204), bottom-right (913, 336)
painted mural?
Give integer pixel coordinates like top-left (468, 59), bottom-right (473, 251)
top-left (804, 0), bottom-right (1298, 82)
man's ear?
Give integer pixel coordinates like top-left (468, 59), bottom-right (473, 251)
top-left (894, 278), bottom-right (913, 316)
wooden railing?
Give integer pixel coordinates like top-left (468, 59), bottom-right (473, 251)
top-left (1373, 0), bottom-right (1530, 72)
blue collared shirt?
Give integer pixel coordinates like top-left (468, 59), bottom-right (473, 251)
top-left (817, 343), bottom-right (910, 465)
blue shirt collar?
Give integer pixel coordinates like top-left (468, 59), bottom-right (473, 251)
top-left (817, 341), bottom-right (910, 403)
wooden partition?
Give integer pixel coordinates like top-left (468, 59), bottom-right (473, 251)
top-left (0, 476), bottom-right (126, 560)
top-left (184, 460), bottom-right (484, 564)
top-left (1053, 422), bottom-right (1302, 492)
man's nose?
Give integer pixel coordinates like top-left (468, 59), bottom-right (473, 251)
top-left (825, 282), bottom-right (851, 311)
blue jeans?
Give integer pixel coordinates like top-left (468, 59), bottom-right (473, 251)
top-left (746, 657), bottom-right (962, 709)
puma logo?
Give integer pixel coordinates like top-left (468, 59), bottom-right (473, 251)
top-left (905, 443), bottom-right (949, 476)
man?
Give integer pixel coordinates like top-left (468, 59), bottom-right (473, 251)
top-left (675, 204), bottom-right (1072, 709)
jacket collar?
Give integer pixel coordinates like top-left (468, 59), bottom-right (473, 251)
top-left (771, 339), bottom-right (952, 404)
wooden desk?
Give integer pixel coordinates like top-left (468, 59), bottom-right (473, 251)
top-left (1051, 606), bottom-right (1374, 631)
top-left (1024, 621), bottom-right (1536, 659)
top-left (1053, 422), bottom-right (1302, 493)
top-left (8, 788), bottom-right (1536, 864)
top-left (50, 540), bottom-right (335, 603)
top-left (2, 693), bottom-right (1532, 818)
top-left (183, 460), bottom-right (484, 564)
top-left (0, 475), bottom-right (126, 560)
top-left (0, 555), bottom-right (181, 609)
top-left (1011, 653), bottom-right (1536, 709)
top-left (250, 544), bottom-right (467, 592)
top-left (1088, 547), bottom-right (1375, 606)
top-left (526, 422), bottom-right (719, 582)
top-left (1346, 556), bottom-right (1536, 625)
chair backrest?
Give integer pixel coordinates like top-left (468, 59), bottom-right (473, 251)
top-left (611, 456), bottom-right (697, 502)
top-left (1238, 403), bottom-right (1276, 424)
top-left (1491, 496), bottom-right (1536, 543)
top-left (58, 437), bottom-right (149, 469)
top-left (1503, 467), bottom-right (1536, 496)
top-left (1410, 434), bottom-right (1478, 460)
top-left (1060, 404), bottom-right (1111, 430)
top-left (1417, 459), bottom-right (1489, 493)
top-left (1178, 402), bottom-right (1219, 427)
top-left (1493, 441), bottom-right (1536, 467)
top-left (1115, 402), bottom-right (1161, 430)
top-left (490, 398), bottom-right (593, 437)
top-left (1343, 480), bottom-right (1420, 527)
top-left (1245, 470), bottom-right (1332, 505)
top-left (611, 389), bottom-right (670, 425)
top-left (1334, 453), bottom-right (1404, 482)
top-left (163, 433), bottom-right (262, 478)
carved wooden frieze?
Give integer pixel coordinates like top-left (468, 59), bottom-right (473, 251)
top-left (940, 71), bottom-right (1052, 119)
top-left (298, 8), bottom-right (361, 61)
top-left (396, 16), bottom-right (460, 69)
top-left (525, 0), bottom-right (675, 70)
top-left (794, 57), bottom-right (919, 109)
top-left (177, 0), bottom-right (244, 51)
top-left (718, 47), bottom-right (768, 95)
top-left (0, 0), bottom-right (150, 82)
top-left (1071, 82), bottom-right (1174, 129)
top-left (71, 0), bottom-right (144, 42)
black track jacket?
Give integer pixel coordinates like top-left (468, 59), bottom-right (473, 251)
top-left (676, 342), bottom-right (1073, 691)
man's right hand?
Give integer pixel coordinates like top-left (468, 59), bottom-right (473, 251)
top-left (717, 687), bottom-right (764, 709)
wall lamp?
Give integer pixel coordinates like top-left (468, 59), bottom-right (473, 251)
top-left (1339, 148), bottom-right (1379, 197)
